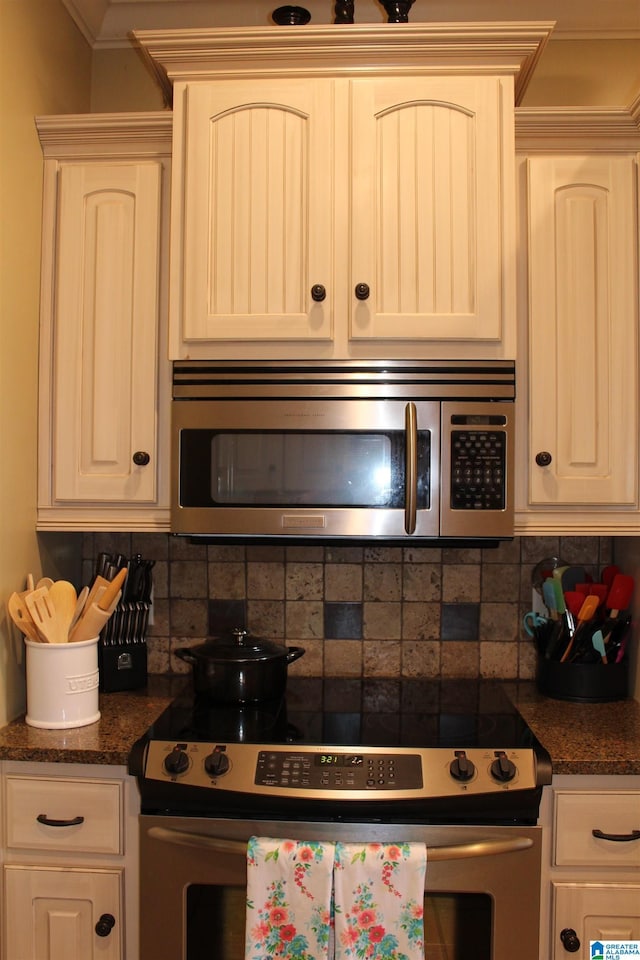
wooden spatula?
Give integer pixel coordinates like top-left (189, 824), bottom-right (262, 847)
top-left (7, 592), bottom-right (43, 643)
top-left (24, 587), bottom-right (60, 643)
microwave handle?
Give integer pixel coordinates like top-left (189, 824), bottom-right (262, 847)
top-left (404, 402), bottom-right (417, 535)
top-left (147, 825), bottom-right (533, 862)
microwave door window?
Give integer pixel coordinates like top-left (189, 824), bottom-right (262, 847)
top-left (179, 431), bottom-right (430, 509)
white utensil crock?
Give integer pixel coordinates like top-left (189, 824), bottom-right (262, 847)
top-left (25, 636), bottom-right (100, 729)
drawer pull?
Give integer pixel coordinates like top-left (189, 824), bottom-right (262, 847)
top-left (592, 828), bottom-right (640, 843)
top-left (37, 813), bottom-right (85, 828)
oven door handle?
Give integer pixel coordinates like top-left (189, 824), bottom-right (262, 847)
top-left (147, 826), bottom-right (533, 861)
top-left (404, 401), bottom-right (417, 535)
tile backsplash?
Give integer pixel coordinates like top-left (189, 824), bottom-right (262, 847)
top-left (81, 534), bottom-right (613, 681)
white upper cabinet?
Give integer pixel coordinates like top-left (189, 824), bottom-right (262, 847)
top-left (36, 114), bottom-right (172, 531)
top-left (134, 23), bottom-right (552, 361)
top-left (515, 108), bottom-right (640, 534)
top-left (349, 76), bottom-right (508, 345)
top-left (176, 79), bottom-right (334, 346)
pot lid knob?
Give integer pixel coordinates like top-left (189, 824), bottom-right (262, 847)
top-left (232, 627), bottom-right (249, 646)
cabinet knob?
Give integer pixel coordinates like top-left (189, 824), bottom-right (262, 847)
top-left (272, 6), bottom-right (311, 24)
top-left (132, 451), bottom-right (151, 467)
top-left (311, 284), bottom-right (326, 302)
top-left (355, 283), bottom-right (370, 301)
top-left (535, 451), bottom-right (552, 467)
top-left (560, 928), bottom-right (580, 953)
top-left (95, 914), bottom-right (116, 938)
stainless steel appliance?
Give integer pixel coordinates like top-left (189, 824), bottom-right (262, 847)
top-left (171, 359), bottom-right (515, 542)
top-left (129, 679), bottom-right (551, 959)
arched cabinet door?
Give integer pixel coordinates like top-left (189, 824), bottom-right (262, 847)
top-left (350, 75), bottom-right (511, 346)
top-left (173, 79), bottom-right (334, 348)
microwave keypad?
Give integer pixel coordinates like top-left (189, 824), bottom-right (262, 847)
top-left (451, 431), bottom-right (506, 510)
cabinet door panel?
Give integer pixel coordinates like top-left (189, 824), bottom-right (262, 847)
top-left (178, 79), bottom-right (334, 343)
top-left (53, 161), bottom-right (162, 503)
top-left (350, 76), bottom-right (509, 343)
top-left (527, 155), bottom-right (638, 507)
top-left (4, 865), bottom-right (121, 959)
top-left (552, 882), bottom-right (640, 959)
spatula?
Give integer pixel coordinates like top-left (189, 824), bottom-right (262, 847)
top-left (602, 573), bottom-right (634, 646)
top-left (591, 629), bottom-right (607, 664)
top-left (560, 594), bottom-right (599, 662)
top-left (24, 587), bottom-right (60, 644)
top-left (601, 565), bottom-right (620, 588)
top-left (605, 573), bottom-right (634, 617)
top-left (7, 592), bottom-right (43, 643)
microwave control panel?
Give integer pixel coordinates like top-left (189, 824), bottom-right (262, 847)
top-left (450, 429), bottom-right (506, 511)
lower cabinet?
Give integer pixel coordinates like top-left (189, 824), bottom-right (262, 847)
top-left (540, 775), bottom-right (640, 959)
top-left (4, 865), bottom-right (122, 960)
top-left (0, 761), bottom-right (139, 960)
top-left (553, 882), bottom-right (640, 955)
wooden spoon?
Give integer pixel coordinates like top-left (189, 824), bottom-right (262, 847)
top-left (48, 580), bottom-right (78, 642)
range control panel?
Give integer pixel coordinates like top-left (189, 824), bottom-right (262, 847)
top-left (142, 741), bottom-right (539, 801)
top-left (255, 751), bottom-right (422, 791)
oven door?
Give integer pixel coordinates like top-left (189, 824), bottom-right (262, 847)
top-left (139, 815), bottom-right (542, 960)
top-left (172, 399), bottom-right (440, 539)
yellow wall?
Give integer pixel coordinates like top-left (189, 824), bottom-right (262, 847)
top-left (0, 0), bottom-right (91, 724)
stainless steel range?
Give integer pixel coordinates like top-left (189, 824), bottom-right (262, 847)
top-left (129, 679), bottom-right (552, 960)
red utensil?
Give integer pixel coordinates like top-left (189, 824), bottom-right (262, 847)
top-left (602, 573), bottom-right (634, 647)
top-left (606, 574), bottom-right (634, 616)
top-left (564, 591), bottom-right (585, 619)
top-left (588, 583), bottom-right (608, 606)
top-left (601, 565), bottom-right (620, 588)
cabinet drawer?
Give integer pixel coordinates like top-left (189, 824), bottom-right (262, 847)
top-left (555, 791), bottom-right (640, 867)
top-left (4, 775), bottom-right (122, 854)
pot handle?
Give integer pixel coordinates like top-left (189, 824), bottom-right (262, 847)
top-left (174, 647), bottom-right (197, 665)
top-left (286, 646), bottom-right (305, 664)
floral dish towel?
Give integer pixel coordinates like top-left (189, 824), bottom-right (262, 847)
top-left (245, 836), bottom-right (335, 960)
top-left (333, 842), bottom-right (427, 960)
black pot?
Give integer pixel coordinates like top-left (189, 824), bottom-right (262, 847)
top-left (174, 628), bottom-right (305, 702)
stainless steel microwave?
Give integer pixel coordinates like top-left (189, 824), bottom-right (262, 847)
top-left (171, 360), bottom-right (515, 542)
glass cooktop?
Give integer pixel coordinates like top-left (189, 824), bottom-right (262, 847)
top-left (144, 678), bottom-right (539, 752)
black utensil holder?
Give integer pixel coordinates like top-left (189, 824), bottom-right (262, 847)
top-left (536, 658), bottom-right (629, 703)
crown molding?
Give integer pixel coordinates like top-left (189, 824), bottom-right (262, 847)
top-left (133, 21), bottom-right (554, 106)
top-left (515, 105), bottom-right (640, 151)
top-left (35, 112), bottom-right (172, 157)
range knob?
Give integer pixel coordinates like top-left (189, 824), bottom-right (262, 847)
top-left (449, 751), bottom-right (475, 782)
top-left (204, 751), bottom-right (230, 777)
top-left (164, 747), bottom-right (190, 776)
top-left (490, 751), bottom-right (517, 783)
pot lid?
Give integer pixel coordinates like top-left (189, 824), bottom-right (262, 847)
top-left (195, 628), bottom-right (290, 662)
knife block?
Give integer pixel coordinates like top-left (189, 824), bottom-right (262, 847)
top-left (98, 600), bottom-right (150, 692)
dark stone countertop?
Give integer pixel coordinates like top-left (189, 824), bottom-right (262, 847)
top-left (0, 677), bottom-right (179, 767)
top-left (0, 678), bottom-right (638, 777)
top-left (505, 682), bottom-right (640, 776)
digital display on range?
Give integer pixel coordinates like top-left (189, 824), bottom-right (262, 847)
top-left (315, 754), bottom-right (364, 767)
